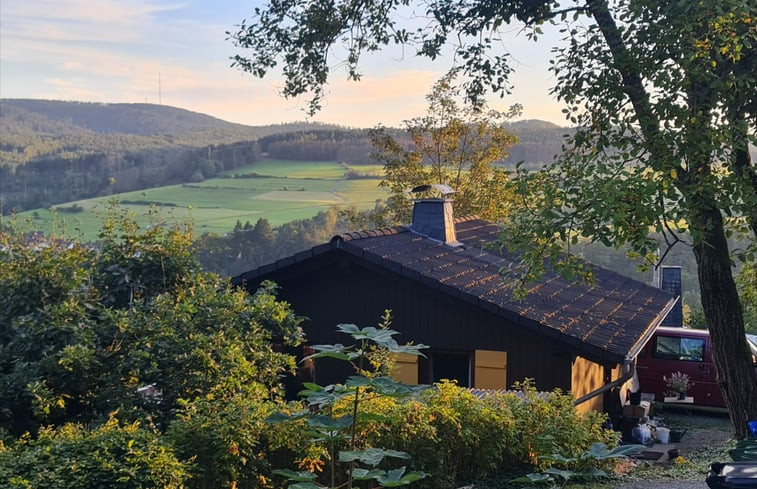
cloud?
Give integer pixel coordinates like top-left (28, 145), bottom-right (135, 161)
top-left (5, 0), bottom-right (184, 33)
top-left (1, 0), bottom-right (566, 127)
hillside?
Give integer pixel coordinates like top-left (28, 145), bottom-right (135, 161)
top-left (0, 100), bottom-right (347, 212)
top-left (0, 99), bottom-right (572, 213)
top-left (1, 99), bottom-right (249, 135)
top-left (0, 99), bottom-right (344, 166)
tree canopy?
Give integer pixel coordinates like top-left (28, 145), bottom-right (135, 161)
top-left (0, 205), bottom-right (303, 437)
top-left (230, 0), bottom-right (757, 437)
top-left (371, 71), bottom-right (520, 223)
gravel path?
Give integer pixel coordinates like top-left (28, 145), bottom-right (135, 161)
top-left (602, 411), bottom-right (733, 489)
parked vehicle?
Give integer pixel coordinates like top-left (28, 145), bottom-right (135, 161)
top-left (636, 327), bottom-right (757, 408)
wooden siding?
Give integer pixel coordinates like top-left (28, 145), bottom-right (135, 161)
top-left (252, 255), bottom-right (576, 392)
top-left (571, 355), bottom-right (606, 413)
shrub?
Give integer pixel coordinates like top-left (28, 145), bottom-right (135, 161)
top-left (167, 395), bottom-right (309, 489)
top-left (267, 319), bottom-right (428, 489)
top-left (356, 381), bottom-right (516, 488)
top-left (0, 417), bottom-right (187, 489)
top-left (494, 380), bottom-right (618, 468)
top-left (355, 380), bottom-right (617, 488)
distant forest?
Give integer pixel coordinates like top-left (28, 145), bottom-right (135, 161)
top-left (0, 100), bottom-right (344, 212)
top-left (0, 99), bottom-right (571, 213)
top-left (192, 204), bottom-right (713, 322)
top-left (0, 99), bottom-right (725, 319)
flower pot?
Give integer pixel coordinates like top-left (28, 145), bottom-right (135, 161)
top-left (670, 429), bottom-right (687, 443)
top-left (678, 392), bottom-right (686, 400)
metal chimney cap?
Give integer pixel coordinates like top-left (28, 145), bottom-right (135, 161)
top-left (410, 184), bottom-right (456, 196)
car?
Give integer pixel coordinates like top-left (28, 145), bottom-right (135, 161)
top-left (636, 327), bottom-right (757, 408)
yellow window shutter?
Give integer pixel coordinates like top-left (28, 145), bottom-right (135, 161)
top-left (391, 353), bottom-right (418, 384)
top-left (474, 350), bottom-right (507, 389)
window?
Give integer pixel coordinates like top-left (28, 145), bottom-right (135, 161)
top-left (653, 335), bottom-right (705, 362)
top-left (430, 352), bottom-right (471, 387)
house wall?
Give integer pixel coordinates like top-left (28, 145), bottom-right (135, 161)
top-left (252, 254), bottom-right (577, 393)
top-left (571, 355), bottom-right (606, 413)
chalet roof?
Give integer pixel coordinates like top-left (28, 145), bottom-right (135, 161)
top-left (233, 216), bottom-right (676, 365)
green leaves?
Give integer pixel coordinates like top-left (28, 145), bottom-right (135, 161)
top-left (0, 205), bottom-right (301, 437)
top-left (266, 316), bottom-right (428, 488)
top-left (0, 417), bottom-right (188, 489)
top-left (272, 469), bottom-right (318, 482)
top-left (307, 324), bottom-right (428, 366)
top-left (371, 70), bottom-right (519, 224)
top-left (541, 442), bottom-right (644, 464)
top-left (351, 467), bottom-right (426, 487)
top-left (513, 443), bottom-right (643, 486)
top-left (338, 448), bottom-right (410, 465)
top-left (375, 467), bottom-right (427, 487)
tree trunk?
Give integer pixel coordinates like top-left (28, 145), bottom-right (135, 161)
top-left (691, 202), bottom-right (757, 439)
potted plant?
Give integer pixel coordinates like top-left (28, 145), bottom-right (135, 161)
top-left (659, 415), bottom-right (689, 443)
top-left (664, 371), bottom-right (693, 400)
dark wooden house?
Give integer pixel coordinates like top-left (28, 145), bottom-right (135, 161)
top-left (233, 196), bottom-right (676, 412)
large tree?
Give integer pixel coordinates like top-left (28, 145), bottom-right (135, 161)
top-left (230, 0), bottom-right (757, 437)
top-left (371, 71), bottom-right (519, 223)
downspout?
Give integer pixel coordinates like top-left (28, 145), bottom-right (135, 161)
top-left (573, 358), bottom-right (635, 406)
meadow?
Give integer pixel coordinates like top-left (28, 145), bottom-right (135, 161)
top-left (13, 159), bottom-right (387, 239)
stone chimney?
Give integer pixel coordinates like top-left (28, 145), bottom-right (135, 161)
top-left (409, 184), bottom-right (461, 246)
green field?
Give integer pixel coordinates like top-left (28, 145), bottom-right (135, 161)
top-left (14, 160), bottom-right (387, 239)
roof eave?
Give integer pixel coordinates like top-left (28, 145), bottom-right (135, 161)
top-left (623, 295), bottom-right (680, 363)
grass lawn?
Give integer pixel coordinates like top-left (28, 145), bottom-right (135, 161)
top-left (13, 159), bottom-right (387, 239)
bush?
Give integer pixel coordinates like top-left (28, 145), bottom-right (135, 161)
top-left (54, 204), bottom-right (84, 213)
top-left (0, 417), bottom-right (187, 489)
top-left (167, 395), bottom-right (309, 489)
top-left (354, 380), bottom-right (617, 488)
top-left (355, 381), bottom-right (516, 488)
top-left (495, 380), bottom-right (618, 468)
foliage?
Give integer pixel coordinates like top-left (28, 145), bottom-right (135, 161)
top-left (93, 203), bottom-right (199, 308)
top-left (497, 381), bottom-right (619, 469)
top-left (0, 204), bottom-right (301, 437)
top-left (230, 0), bottom-right (757, 438)
top-left (736, 264), bottom-right (757, 334)
top-left (166, 394), bottom-right (310, 489)
top-left (344, 380), bottom-right (617, 489)
top-left (511, 443), bottom-right (644, 488)
top-left (0, 417), bottom-right (187, 489)
top-left (371, 71), bottom-right (520, 223)
top-left (195, 208), bottom-right (346, 277)
top-left (353, 381), bottom-right (515, 488)
top-left (268, 315), bottom-right (429, 489)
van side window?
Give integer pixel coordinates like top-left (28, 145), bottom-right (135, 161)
top-left (653, 335), bottom-right (705, 362)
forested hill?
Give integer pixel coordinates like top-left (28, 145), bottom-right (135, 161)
top-left (256, 120), bottom-right (571, 166)
top-left (2, 99), bottom-right (250, 135)
top-left (0, 99), bottom-right (345, 212)
top-left (0, 99), bottom-right (572, 213)
top-left (0, 99), bottom-right (343, 166)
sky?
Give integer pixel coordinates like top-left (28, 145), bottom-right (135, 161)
top-left (0, 0), bottom-right (567, 128)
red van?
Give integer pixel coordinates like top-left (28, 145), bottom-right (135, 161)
top-left (636, 327), bottom-right (757, 408)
